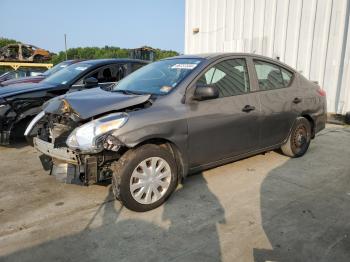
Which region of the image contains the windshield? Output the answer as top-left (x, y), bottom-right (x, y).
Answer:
top-left (42, 61), bottom-right (73, 76)
top-left (43, 63), bottom-right (92, 85)
top-left (112, 58), bottom-right (203, 95)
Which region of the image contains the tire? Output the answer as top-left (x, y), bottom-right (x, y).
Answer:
top-left (345, 112), bottom-right (350, 125)
top-left (281, 117), bottom-right (312, 158)
top-left (33, 55), bottom-right (44, 63)
top-left (10, 117), bottom-right (33, 144)
top-left (111, 144), bottom-right (178, 212)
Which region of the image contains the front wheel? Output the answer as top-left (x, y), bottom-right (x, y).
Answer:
top-left (281, 117), bottom-right (311, 158)
top-left (111, 144), bottom-right (178, 212)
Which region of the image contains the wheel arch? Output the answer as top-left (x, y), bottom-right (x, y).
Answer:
top-left (8, 106), bottom-right (41, 140)
top-left (300, 114), bottom-right (315, 138)
top-left (132, 137), bottom-right (187, 181)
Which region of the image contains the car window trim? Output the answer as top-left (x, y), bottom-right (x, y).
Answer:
top-left (189, 56), bottom-right (252, 101)
top-left (251, 59), bottom-right (295, 92)
top-left (72, 63), bottom-right (126, 86)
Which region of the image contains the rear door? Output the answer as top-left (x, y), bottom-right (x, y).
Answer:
top-left (187, 57), bottom-right (261, 167)
top-left (252, 59), bottom-right (300, 148)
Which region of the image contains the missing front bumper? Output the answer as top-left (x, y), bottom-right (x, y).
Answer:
top-left (34, 137), bottom-right (99, 185)
top-left (33, 137), bottom-right (79, 164)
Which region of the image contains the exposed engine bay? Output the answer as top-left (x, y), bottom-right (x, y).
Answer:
top-left (29, 92), bottom-right (153, 185)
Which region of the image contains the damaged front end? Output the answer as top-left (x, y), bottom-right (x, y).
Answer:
top-left (29, 103), bottom-right (124, 185)
top-left (27, 89), bottom-right (151, 186)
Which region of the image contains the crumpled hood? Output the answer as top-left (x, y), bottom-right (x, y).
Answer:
top-left (43, 87), bottom-right (151, 120)
top-left (0, 82), bottom-right (56, 98)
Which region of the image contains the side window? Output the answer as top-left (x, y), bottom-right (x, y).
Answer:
top-left (76, 64), bottom-right (127, 85)
top-left (22, 46), bottom-right (33, 59)
top-left (254, 60), bottom-right (293, 90)
top-left (281, 68), bottom-right (293, 86)
top-left (197, 58), bottom-right (250, 98)
top-left (113, 64), bottom-right (127, 82)
top-left (97, 64), bottom-right (124, 83)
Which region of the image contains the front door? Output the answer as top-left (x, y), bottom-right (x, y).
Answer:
top-left (187, 58), bottom-right (261, 168)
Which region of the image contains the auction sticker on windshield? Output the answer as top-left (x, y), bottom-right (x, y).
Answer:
top-left (75, 66), bottom-right (88, 71)
top-left (160, 86), bottom-right (173, 93)
top-left (171, 64), bottom-right (198, 70)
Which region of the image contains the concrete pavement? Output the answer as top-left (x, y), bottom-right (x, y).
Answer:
top-left (0, 125), bottom-right (349, 262)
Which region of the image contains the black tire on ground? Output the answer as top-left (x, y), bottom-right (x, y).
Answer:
top-left (281, 117), bottom-right (312, 158)
top-left (10, 117), bottom-right (33, 144)
top-left (345, 112), bottom-right (350, 125)
top-left (111, 144), bottom-right (178, 212)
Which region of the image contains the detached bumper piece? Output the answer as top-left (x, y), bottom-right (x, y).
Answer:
top-left (50, 158), bottom-right (98, 186)
top-left (34, 137), bottom-right (99, 186)
top-left (51, 162), bottom-right (82, 185)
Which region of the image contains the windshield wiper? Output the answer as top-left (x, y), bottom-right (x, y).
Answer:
top-left (112, 89), bottom-right (145, 95)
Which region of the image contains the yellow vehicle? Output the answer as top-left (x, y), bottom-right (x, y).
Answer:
top-left (0, 43), bottom-right (52, 62)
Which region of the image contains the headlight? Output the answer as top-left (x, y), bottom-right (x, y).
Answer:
top-left (66, 113), bottom-right (128, 152)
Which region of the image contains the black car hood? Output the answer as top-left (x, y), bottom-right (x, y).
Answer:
top-left (43, 87), bottom-right (151, 120)
top-left (0, 82), bottom-right (57, 98)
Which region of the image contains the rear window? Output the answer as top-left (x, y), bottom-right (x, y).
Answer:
top-left (281, 68), bottom-right (293, 86)
top-left (254, 60), bottom-right (294, 90)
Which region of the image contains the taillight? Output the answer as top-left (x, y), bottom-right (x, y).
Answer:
top-left (317, 87), bottom-right (326, 97)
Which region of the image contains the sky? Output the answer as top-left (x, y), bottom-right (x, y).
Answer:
top-left (0, 0), bottom-right (185, 53)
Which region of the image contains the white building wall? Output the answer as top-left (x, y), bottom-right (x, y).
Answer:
top-left (185, 0), bottom-right (350, 114)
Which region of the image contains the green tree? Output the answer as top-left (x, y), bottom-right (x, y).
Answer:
top-left (0, 37), bottom-right (20, 48)
top-left (51, 46), bottom-right (179, 64)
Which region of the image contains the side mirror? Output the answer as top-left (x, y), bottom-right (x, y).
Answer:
top-left (84, 77), bottom-right (98, 88)
top-left (193, 85), bottom-right (219, 101)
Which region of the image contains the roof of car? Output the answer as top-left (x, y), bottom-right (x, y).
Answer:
top-left (169, 53), bottom-right (282, 60)
top-left (77, 58), bottom-right (149, 66)
top-left (166, 53), bottom-right (296, 72)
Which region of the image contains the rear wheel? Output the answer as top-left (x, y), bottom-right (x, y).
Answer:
top-left (281, 117), bottom-right (311, 158)
top-left (111, 144), bottom-right (178, 212)
top-left (33, 55), bottom-right (44, 63)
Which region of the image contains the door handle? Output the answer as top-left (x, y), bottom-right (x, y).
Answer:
top-left (293, 97), bottom-right (302, 104)
top-left (242, 105), bottom-right (256, 112)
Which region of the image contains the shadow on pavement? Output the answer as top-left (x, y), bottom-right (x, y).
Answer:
top-left (254, 128), bottom-right (350, 262)
top-left (3, 139), bottom-right (28, 149)
top-left (1, 173), bottom-right (225, 262)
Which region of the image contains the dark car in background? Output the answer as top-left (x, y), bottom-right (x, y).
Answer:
top-left (25, 53), bottom-right (327, 212)
top-left (0, 58), bottom-right (148, 145)
top-left (0, 60), bottom-right (81, 87)
top-left (0, 69), bottom-right (45, 85)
